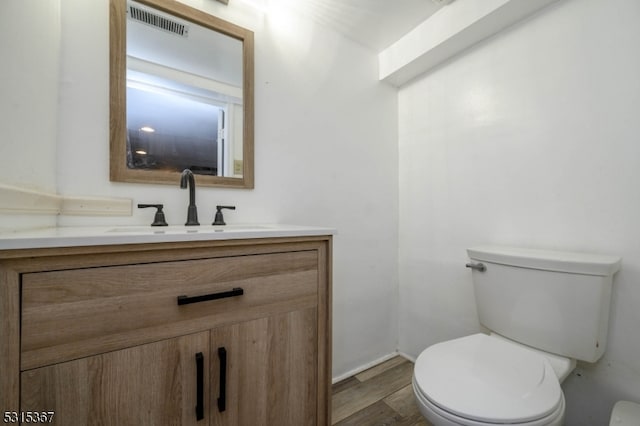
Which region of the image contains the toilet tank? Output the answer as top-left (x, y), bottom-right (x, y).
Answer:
top-left (467, 246), bottom-right (621, 363)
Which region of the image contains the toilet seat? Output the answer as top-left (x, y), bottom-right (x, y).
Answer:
top-left (413, 380), bottom-right (565, 426)
top-left (414, 334), bottom-right (564, 425)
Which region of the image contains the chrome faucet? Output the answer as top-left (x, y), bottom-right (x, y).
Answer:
top-left (180, 169), bottom-right (199, 226)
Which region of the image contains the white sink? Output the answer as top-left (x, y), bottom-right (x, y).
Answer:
top-left (107, 225), bottom-right (272, 234)
top-left (0, 224), bottom-right (335, 250)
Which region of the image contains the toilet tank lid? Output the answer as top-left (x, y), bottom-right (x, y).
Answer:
top-left (467, 246), bottom-right (621, 276)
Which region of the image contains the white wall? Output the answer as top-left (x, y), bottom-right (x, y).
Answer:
top-left (51, 0), bottom-right (398, 379)
top-left (0, 0), bottom-right (61, 230)
top-left (398, 0), bottom-right (640, 424)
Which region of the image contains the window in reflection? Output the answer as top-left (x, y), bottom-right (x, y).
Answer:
top-left (127, 64), bottom-right (242, 176)
top-left (125, 0), bottom-right (245, 178)
top-left (126, 78), bottom-right (225, 175)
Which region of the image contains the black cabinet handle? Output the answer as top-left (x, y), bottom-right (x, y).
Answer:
top-left (177, 287), bottom-right (244, 306)
top-left (195, 352), bottom-right (204, 421)
top-left (217, 347), bottom-right (227, 412)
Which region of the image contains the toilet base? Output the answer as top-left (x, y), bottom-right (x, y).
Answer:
top-left (413, 378), bottom-right (565, 426)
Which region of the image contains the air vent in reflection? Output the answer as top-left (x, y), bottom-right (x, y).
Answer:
top-left (128, 5), bottom-right (189, 37)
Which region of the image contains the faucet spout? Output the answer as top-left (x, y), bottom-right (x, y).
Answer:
top-left (180, 169), bottom-right (199, 226)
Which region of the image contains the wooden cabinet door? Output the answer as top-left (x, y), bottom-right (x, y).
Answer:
top-left (211, 308), bottom-right (318, 426)
top-left (21, 331), bottom-right (210, 426)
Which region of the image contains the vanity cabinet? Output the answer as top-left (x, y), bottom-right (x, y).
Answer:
top-left (0, 236), bottom-right (332, 425)
top-left (22, 331), bottom-right (210, 425)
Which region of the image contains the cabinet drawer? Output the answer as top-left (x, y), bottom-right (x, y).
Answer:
top-left (21, 250), bottom-right (318, 370)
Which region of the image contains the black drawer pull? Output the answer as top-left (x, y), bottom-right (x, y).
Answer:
top-left (218, 347), bottom-right (227, 412)
top-left (195, 352), bottom-right (204, 421)
top-left (177, 287), bottom-right (244, 306)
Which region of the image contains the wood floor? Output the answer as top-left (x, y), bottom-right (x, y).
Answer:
top-left (331, 356), bottom-right (434, 426)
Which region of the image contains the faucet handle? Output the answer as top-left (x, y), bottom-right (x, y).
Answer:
top-left (138, 204), bottom-right (169, 226)
top-left (213, 205), bottom-right (236, 226)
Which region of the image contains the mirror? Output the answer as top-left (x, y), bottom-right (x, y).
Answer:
top-left (110, 0), bottom-right (254, 188)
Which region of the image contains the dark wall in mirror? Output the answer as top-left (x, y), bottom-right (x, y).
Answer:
top-left (110, 0), bottom-right (254, 188)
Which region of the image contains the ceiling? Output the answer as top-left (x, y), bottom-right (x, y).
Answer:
top-left (271, 0), bottom-right (445, 52)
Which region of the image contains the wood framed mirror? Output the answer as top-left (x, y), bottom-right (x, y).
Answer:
top-left (110, 0), bottom-right (254, 188)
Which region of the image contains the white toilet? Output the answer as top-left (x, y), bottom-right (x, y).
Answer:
top-left (413, 246), bottom-right (621, 426)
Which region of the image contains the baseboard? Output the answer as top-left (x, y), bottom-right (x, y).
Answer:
top-left (397, 350), bottom-right (417, 363)
top-left (333, 351), bottom-right (405, 384)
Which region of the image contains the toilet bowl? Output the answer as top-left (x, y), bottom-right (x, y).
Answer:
top-left (413, 333), bottom-right (567, 426)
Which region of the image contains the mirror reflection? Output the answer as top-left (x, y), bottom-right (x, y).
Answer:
top-left (127, 1), bottom-right (242, 177)
top-left (110, 0), bottom-right (254, 188)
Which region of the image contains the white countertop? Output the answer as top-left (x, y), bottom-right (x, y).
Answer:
top-left (0, 224), bottom-right (336, 251)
